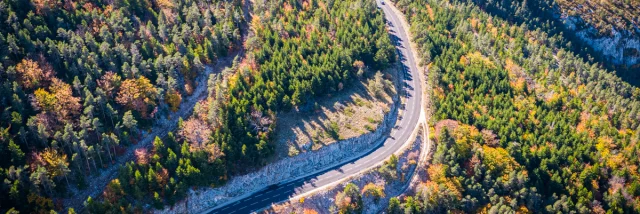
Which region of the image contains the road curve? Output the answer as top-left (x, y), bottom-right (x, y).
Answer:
top-left (208, 1), bottom-right (422, 213)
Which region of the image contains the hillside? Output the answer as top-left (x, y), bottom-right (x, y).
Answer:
top-left (448, 0), bottom-right (640, 85)
top-left (386, 0), bottom-right (640, 213)
top-left (2, 0), bottom-right (640, 213)
top-left (556, 0), bottom-right (640, 69)
top-left (83, 0), bottom-right (397, 212)
top-left (556, 0), bottom-right (639, 35)
top-left (0, 0), bottom-right (243, 212)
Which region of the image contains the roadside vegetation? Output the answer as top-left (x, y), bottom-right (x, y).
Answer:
top-left (0, 0), bottom-right (396, 211)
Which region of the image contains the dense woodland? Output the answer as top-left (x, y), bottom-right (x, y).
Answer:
top-left (210, 0), bottom-right (395, 169)
top-left (84, 0), bottom-right (395, 212)
top-left (0, 0), bottom-right (244, 212)
top-left (386, 0), bottom-right (640, 213)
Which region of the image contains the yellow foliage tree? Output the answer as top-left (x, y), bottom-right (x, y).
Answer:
top-left (33, 88), bottom-right (57, 112)
top-left (165, 89), bottom-right (182, 112)
top-left (427, 164), bottom-right (447, 183)
top-left (482, 145), bottom-right (520, 176)
top-left (40, 148), bottom-right (69, 178)
top-left (453, 124), bottom-right (480, 158)
top-left (38, 148), bottom-right (71, 187)
top-left (361, 183), bottom-right (385, 200)
top-left (32, 78), bottom-right (81, 121)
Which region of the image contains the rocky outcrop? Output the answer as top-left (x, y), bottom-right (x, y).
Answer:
top-left (563, 16), bottom-right (640, 66)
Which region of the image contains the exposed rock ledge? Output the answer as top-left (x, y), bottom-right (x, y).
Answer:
top-left (562, 16), bottom-right (640, 66)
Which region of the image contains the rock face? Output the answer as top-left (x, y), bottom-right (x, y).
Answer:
top-left (563, 16), bottom-right (640, 66)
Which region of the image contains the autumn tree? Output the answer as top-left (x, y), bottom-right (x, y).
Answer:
top-left (0, 0), bottom-right (245, 212)
top-left (353, 60), bottom-right (366, 78)
top-left (15, 59), bottom-right (53, 89)
top-left (178, 118), bottom-right (211, 150)
top-left (31, 78), bottom-right (81, 122)
top-left (116, 76), bottom-right (158, 117)
top-left (38, 148), bottom-right (71, 186)
top-left (335, 183), bottom-right (363, 214)
top-left (361, 183), bottom-right (385, 202)
top-left (165, 89), bottom-right (182, 112)
top-left (103, 179), bottom-right (125, 204)
top-left (97, 71), bottom-right (121, 99)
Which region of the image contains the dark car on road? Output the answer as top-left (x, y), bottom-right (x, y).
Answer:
top-left (267, 184), bottom-right (279, 190)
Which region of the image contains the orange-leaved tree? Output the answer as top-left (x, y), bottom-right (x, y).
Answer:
top-left (32, 78), bottom-right (81, 122)
top-left (15, 59), bottom-right (54, 89)
top-left (116, 76), bottom-right (158, 117)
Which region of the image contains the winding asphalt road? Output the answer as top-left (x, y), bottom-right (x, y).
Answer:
top-left (208, 1), bottom-right (422, 213)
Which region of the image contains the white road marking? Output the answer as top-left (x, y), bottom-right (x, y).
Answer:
top-left (372, 152), bottom-right (383, 160)
top-left (271, 191), bottom-right (285, 199)
top-left (323, 174), bottom-right (336, 180)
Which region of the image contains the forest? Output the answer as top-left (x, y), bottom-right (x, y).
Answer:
top-left (208, 0), bottom-right (395, 170)
top-left (85, 0), bottom-right (395, 212)
top-left (0, 0), bottom-right (243, 212)
top-left (385, 0), bottom-right (640, 213)
top-left (0, 0), bottom-right (395, 212)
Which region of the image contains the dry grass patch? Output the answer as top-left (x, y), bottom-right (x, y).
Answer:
top-left (274, 69), bottom-right (398, 158)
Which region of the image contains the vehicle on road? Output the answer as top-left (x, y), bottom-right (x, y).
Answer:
top-left (267, 184), bottom-right (279, 190)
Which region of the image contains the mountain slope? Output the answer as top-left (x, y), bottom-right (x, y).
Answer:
top-left (387, 0), bottom-right (640, 213)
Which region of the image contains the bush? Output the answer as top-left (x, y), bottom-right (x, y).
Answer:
top-left (378, 154), bottom-right (398, 182)
top-left (361, 183), bottom-right (385, 202)
top-left (327, 121), bottom-right (341, 140)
